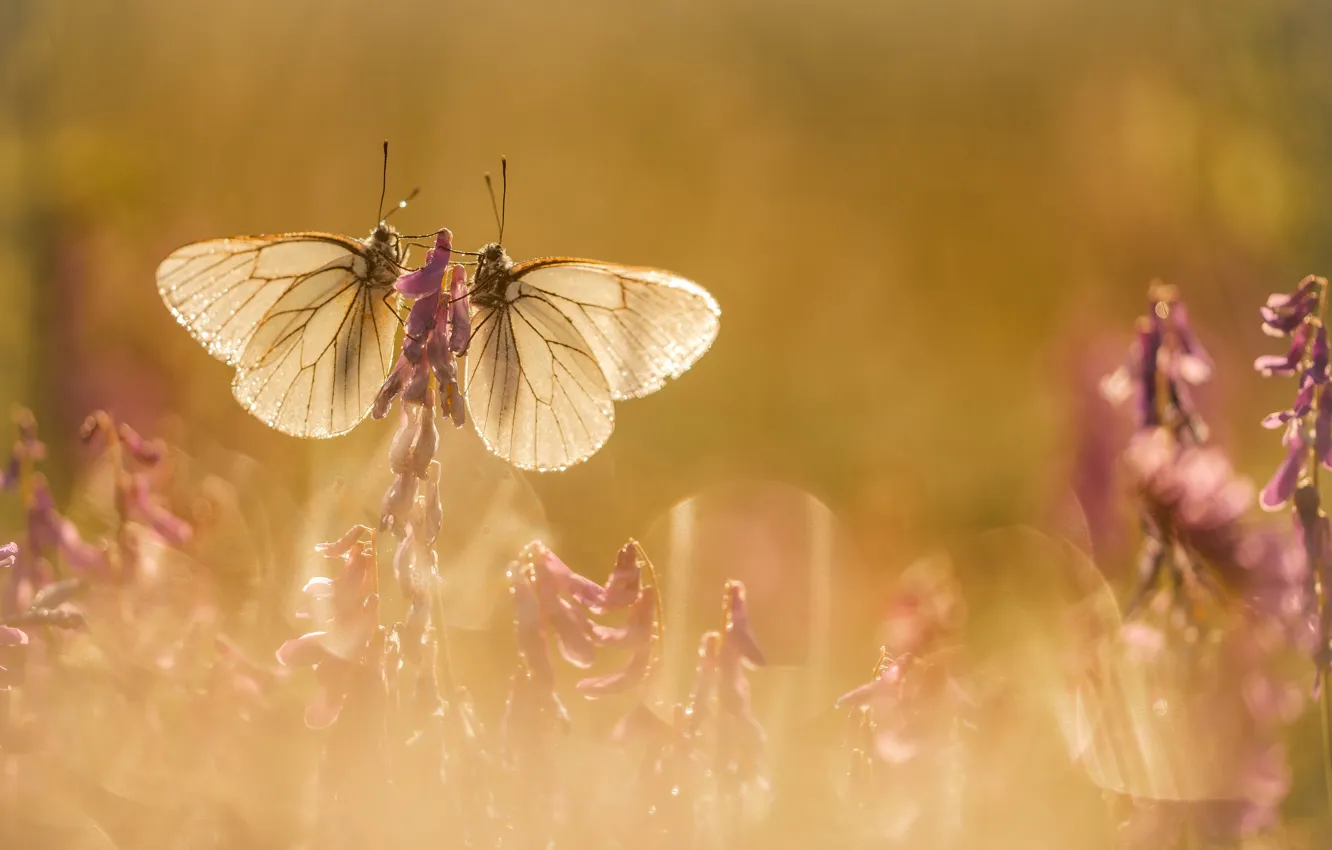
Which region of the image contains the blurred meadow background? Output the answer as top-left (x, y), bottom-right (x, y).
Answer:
top-left (3, 0), bottom-right (1332, 847)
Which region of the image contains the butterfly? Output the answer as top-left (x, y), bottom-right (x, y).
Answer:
top-left (156, 223), bottom-right (407, 439)
top-left (458, 160), bottom-right (720, 471)
top-left (155, 152), bottom-right (720, 470)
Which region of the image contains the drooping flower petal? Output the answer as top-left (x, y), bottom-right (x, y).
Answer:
top-left (402, 291), bottom-right (441, 363)
top-left (1319, 391), bottom-right (1332, 471)
top-left (127, 476), bottom-right (192, 545)
top-left (409, 386), bottom-right (439, 478)
top-left (1310, 327), bottom-right (1330, 384)
top-left (305, 658), bottom-right (354, 729)
top-left (1260, 276), bottom-right (1321, 337)
top-left (687, 631), bottom-right (722, 730)
top-left (117, 423), bottom-right (164, 466)
top-left (575, 645), bottom-right (651, 697)
top-left (1260, 433), bottom-right (1306, 512)
top-left (1134, 317), bottom-right (1162, 428)
top-left (1165, 300), bottom-right (1212, 384)
top-left (372, 356), bottom-right (411, 419)
top-left (314, 525), bottom-right (372, 557)
top-left (594, 540), bottom-right (642, 614)
top-left (388, 404), bottom-right (416, 475)
top-left (509, 563), bottom-right (555, 688)
top-left (524, 541), bottom-right (606, 611)
top-left (276, 630), bottom-right (337, 667)
top-left (1254, 323), bottom-right (1310, 378)
top-left (422, 461), bottom-right (442, 545)
top-left (723, 580), bottom-right (766, 668)
top-left (449, 264), bottom-right (471, 354)
top-left (393, 229), bottom-right (452, 298)
top-left (591, 585), bottom-right (656, 647)
top-left (381, 472), bottom-right (418, 534)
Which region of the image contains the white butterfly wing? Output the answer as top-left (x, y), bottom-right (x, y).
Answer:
top-left (512, 260), bottom-right (721, 400)
top-left (156, 235), bottom-right (361, 365)
top-left (465, 286), bottom-right (614, 471)
top-left (157, 234), bottom-right (398, 439)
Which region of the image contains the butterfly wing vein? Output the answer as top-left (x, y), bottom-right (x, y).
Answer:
top-left (155, 234), bottom-right (397, 439)
top-left (463, 261), bottom-right (719, 469)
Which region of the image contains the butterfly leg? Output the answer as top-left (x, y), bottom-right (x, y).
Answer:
top-left (382, 291), bottom-right (407, 331)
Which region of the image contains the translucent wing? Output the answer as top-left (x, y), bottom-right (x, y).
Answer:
top-left (156, 234), bottom-right (397, 439)
top-left (465, 288), bottom-right (614, 471)
top-left (156, 235), bottom-right (362, 365)
top-left (512, 260), bottom-right (721, 400)
top-left (231, 252), bottom-right (398, 438)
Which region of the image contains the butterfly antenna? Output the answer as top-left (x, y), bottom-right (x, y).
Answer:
top-left (484, 168), bottom-right (502, 241)
top-left (383, 188), bottom-right (419, 223)
top-left (377, 140), bottom-right (390, 223)
top-left (499, 155), bottom-right (507, 242)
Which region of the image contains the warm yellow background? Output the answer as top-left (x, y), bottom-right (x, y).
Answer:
top-left (1, 0), bottom-right (1328, 845)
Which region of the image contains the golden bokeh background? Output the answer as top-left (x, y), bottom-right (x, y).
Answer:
top-left (3, 0), bottom-right (1332, 846)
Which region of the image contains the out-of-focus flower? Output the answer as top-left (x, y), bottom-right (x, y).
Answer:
top-left (525, 545), bottom-right (598, 669)
top-left (686, 630), bottom-right (721, 733)
top-left (1124, 429), bottom-right (1304, 620)
top-left (28, 474), bottom-right (109, 575)
top-left (578, 585), bottom-right (657, 697)
top-left (506, 562), bottom-right (570, 730)
top-left (0, 624), bottom-right (29, 690)
top-left (523, 540), bottom-right (607, 613)
top-left (1254, 278), bottom-right (1332, 514)
top-left (0, 541), bottom-right (17, 571)
top-left (1094, 614), bottom-right (1300, 846)
top-left (878, 555), bottom-right (967, 656)
top-left (1101, 284), bottom-right (1211, 440)
top-left (591, 540), bottom-right (641, 614)
top-left (0, 407), bottom-right (44, 492)
top-left (717, 580), bottom-right (766, 780)
top-left (80, 411), bottom-right (194, 560)
top-left (277, 528), bottom-right (381, 728)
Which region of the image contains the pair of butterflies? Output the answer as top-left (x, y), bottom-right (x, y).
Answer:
top-left (155, 168), bottom-right (720, 472)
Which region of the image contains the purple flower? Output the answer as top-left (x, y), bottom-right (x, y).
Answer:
top-left (124, 474), bottom-right (192, 546)
top-left (1254, 322), bottom-right (1311, 378)
top-left (578, 586), bottom-right (657, 697)
top-left (277, 529), bottom-right (381, 729)
top-left (0, 408), bottom-right (44, 492)
top-left (449, 265), bottom-right (471, 355)
top-left (594, 540), bottom-right (642, 614)
top-left (0, 542), bottom-right (16, 571)
top-left (722, 579), bottom-right (766, 668)
top-left (429, 272), bottom-right (467, 426)
top-left (1261, 425), bottom-right (1308, 511)
top-left (1254, 277), bottom-right (1332, 510)
top-left (1102, 285), bottom-right (1210, 437)
top-left (1126, 430), bottom-right (1304, 617)
top-left (530, 553), bottom-right (597, 669)
top-left (1260, 275), bottom-right (1322, 337)
top-left (507, 562), bottom-right (570, 729)
top-left (522, 540), bottom-right (606, 611)
top-left (28, 474), bottom-right (109, 575)
top-left (717, 580), bottom-right (766, 775)
top-left (374, 232), bottom-right (470, 435)
top-left (393, 229), bottom-right (453, 298)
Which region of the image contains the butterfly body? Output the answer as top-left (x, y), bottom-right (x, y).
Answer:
top-left (469, 242), bottom-right (519, 309)
top-left (362, 223), bottom-right (408, 286)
